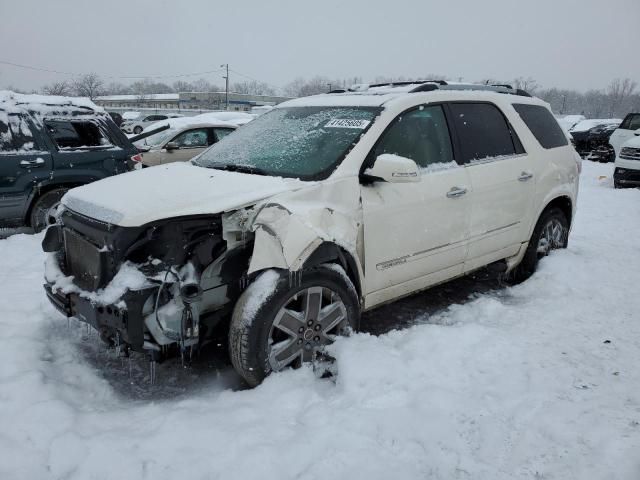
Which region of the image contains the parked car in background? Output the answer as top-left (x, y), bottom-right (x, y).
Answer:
top-left (614, 133), bottom-right (640, 188)
top-left (134, 119), bottom-right (236, 167)
top-left (609, 112), bottom-right (640, 157)
top-left (555, 114), bottom-right (585, 133)
top-left (568, 118), bottom-right (621, 162)
top-left (121, 113), bottom-right (184, 135)
top-left (43, 81), bottom-right (579, 386)
top-left (0, 91), bottom-right (139, 231)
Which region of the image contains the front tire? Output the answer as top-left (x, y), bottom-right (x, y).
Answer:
top-left (29, 188), bottom-right (67, 232)
top-left (229, 265), bottom-right (360, 387)
top-left (133, 126), bottom-right (143, 134)
top-left (509, 208), bottom-right (569, 283)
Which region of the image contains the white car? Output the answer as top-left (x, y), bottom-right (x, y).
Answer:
top-left (613, 133), bottom-right (640, 188)
top-left (120, 113), bottom-right (184, 134)
top-left (43, 81), bottom-right (580, 386)
top-left (134, 120), bottom-right (237, 167)
top-left (609, 112), bottom-right (640, 157)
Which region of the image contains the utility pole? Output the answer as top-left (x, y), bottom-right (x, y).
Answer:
top-left (220, 63), bottom-right (229, 110)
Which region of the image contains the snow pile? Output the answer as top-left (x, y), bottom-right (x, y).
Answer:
top-left (0, 161), bottom-right (639, 479)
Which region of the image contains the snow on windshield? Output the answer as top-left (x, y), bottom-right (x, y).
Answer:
top-left (194, 106), bottom-right (381, 179)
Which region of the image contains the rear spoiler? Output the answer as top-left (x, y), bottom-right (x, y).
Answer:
top-left (129, 124), bottom-right (170, 143)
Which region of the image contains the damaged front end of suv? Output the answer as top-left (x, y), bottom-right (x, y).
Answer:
top-left (43, 207), bottom-right (255, 361)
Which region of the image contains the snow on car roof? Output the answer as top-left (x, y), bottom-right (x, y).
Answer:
top-left (0, 90), bottom-right (102, 115)
top-left (279, 87), bottom-right (545, 109)
top-left (570, 118), bottom-right (621, 132)
top-left (141, 112), bottom-right (252, 135)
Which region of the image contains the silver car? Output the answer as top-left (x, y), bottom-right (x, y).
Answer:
top-left (134, 121), bottom-right (236, 167)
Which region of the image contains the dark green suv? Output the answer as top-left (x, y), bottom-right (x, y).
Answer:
top-left (0, 91), bottom-right (139, 231)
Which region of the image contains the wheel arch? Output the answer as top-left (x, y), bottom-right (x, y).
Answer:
top-left (541, 195), bottom-right (573, 229)
top-left (23, 180), bottom-right (87, 225)
top-left (302, 241), bottom-right (363, 298)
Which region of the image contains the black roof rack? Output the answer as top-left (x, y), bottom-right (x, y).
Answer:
top-left (369, 79), bottom-right (448, 88)
top-left (329, 80), bottom-right (532, 97)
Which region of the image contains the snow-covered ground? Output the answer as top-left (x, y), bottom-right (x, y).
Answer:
top-left (1, 161), bottom-right (639, 479)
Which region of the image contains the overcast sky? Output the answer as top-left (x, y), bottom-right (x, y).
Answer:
top-left (1, 0), bottom-right (639, 93)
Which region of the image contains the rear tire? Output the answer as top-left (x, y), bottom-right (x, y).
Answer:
top-left (229, 265), bottom-right (360, 387)
top-left (508, 208), bottom-right (569, 283)
top-left (29, 188), bottom-right (67, 232)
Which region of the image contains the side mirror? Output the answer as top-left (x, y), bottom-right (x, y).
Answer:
top-left (165, 142), bottom-right (179, 151)
top-left (362, 154), bottom-right (421, 183)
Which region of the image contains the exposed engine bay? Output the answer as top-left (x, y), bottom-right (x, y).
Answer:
top-left (43, 207), bottom-right (255, 363)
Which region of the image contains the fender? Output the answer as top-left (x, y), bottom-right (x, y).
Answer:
top-left (235, 177), bottom-right (366, 296)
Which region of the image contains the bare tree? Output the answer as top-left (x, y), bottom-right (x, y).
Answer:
top-left (72, 73), bottom-right (104, 99)
top-left (231, 80), bottom-right (276, 96)
top-left (42, 81), bottom-right (71, 96)
top-left (606, 78), bottom-right (637, 117)
top-left (512, 76), bottom-right (538, 93)
top-left (172, 80), bottom-right (192, 92)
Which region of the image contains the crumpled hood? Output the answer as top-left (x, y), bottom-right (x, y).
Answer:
top-left (62, 163), bottom-right (305, 227)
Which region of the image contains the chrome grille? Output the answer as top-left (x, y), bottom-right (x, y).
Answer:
top-left (620, 147), bottom-right (640, 160)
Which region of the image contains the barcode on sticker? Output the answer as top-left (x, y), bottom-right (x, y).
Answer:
top-left (325, 119), bottom-right (370, 129)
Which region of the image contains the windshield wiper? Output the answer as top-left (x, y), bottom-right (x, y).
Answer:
top-left (211, 164), bottom-right (269, 176)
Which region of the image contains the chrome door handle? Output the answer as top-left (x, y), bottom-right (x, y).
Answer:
top-left (518, 171), bottom-right (533, 182)
top-left (446, 186), bottom-right (467, 198)
top-left (19, 158), bottom-right (45, 168)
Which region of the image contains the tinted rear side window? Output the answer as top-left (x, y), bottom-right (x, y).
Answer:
top-left (512, 104), bottom-right (568, 149)
top-left (449, 103), bottom-right (521, 162)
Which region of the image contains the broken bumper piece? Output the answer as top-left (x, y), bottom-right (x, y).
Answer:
top-left (44, 282), bottom-right (155, 352)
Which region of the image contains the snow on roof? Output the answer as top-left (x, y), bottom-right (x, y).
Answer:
top-left (569, 118), bottom-right (621, 132)
top-left (0, 90), bottom-right (101, 114)
top-left (95, 93), bottom-right (179, 101)
top-left (139, 111), bottom-right (254, 139)
top-left (279, 87), bottom-right (544, 109)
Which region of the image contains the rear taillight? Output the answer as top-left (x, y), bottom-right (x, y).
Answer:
top-left (130, 153), bottom-right (143, 163)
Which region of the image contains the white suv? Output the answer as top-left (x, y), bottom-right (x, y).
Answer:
top-left (43, 81), bottom-right (580, 386)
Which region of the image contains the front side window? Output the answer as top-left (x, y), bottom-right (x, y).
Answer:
top-left (194, 106), bottom-right (381, 179)
top-left (373, 105), bottom-right (454, 168)
top-left (620, 113), bottom-right (640, 131)
top-left (172, 128), bottom-right (208, 148)
top-left (0, 113), bottom-right (37, 152)
top-left (44, 119), bottom-right (112, 150)
top-left (449, 103), bottom-right (522, 162)
top-left (513, 103), bottom-right (568, 149)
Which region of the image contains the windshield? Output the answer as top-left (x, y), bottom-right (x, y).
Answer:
top-left (193, 106), bottom-right (380, 179)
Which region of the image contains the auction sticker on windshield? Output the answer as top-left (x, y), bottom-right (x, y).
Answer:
top-left (324, 119), bottom-right (370, 129)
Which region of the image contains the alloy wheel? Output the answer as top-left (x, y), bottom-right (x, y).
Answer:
top-left (268, 286), bottom-right (348, 371)
top-left (536, 218), bottom-right (566, 256)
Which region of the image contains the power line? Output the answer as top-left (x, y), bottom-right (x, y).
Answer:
top-left (0, 59), bottom-right (226, 80)
top-left (229, 68), bottom-right (282, 92)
